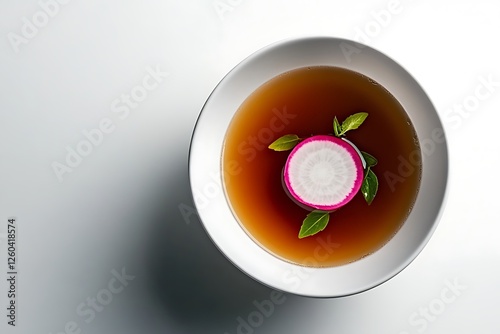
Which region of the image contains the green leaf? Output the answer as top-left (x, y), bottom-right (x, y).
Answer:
top-left (340, 112), bottom-right (368, 135)
top-left (298, 210), bottom-right (330, 239)
top-left (361, 168), bottom-right (378, 205)
top-left (361, 151), bottom-right (378, 167)
top-left (333, 117), bottom-right (342, 137)
top-left (268, 134), bottom-right (300, 151)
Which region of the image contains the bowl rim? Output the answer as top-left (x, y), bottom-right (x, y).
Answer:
top-left (189, 36), bottom-right (449, 297)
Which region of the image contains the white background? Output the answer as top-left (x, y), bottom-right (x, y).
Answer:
top-left (1, 1), bottom-right (499, 333)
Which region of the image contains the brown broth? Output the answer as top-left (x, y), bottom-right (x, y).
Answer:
top-left (222, 66), bottom-right (421, 267)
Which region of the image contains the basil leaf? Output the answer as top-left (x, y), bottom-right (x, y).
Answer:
top-left (340, 112), bottom-right (368, 135)
top-left (333, 116), bottom-right (342, 137)
top-left (361, 168), bottom-right (378, 205)
top-left (361, 151), bottom-right (378, 167)
top-left (268, 134), bottom-right (300, 151)
top-left (298, 210), bottom-right (330, 239)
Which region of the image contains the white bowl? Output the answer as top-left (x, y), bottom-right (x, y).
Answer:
top-left (189, 37), bottom-right (448, 297)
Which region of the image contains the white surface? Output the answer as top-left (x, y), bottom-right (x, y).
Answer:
top-left (0, 1), bottom-right (499, 333)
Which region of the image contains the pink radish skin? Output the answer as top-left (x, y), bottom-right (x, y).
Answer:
top-left (283, 135), bottom-right (364, 211)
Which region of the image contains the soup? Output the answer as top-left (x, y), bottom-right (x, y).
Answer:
top-left (222, 66), bottom-right (421, 267)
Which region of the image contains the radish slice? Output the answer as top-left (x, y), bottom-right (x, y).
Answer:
top-left (283, 135), bottom-right (364, 211)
